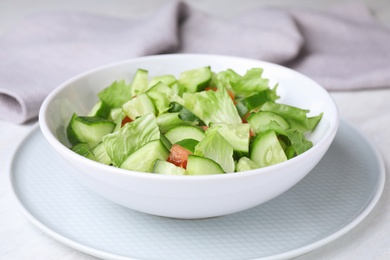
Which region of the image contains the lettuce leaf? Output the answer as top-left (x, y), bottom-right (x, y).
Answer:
top-left (194, 128), bottom-right (235, 173)
top-left (260, 101), bottom-right (323, 132)
top-left (284, 129), bottom-right (313, 155)
top-left (230, 68), bottom-right (270, 96)
top-left (98, 80), bottom-right (132, 108)
top-left (103, 113), bottom-right (160, 166)
top-left (146, 82), bottom-right (174, 115)
top-left (181, 87), bottom-right (241, 125)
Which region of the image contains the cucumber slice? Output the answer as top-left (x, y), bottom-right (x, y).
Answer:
top-left (122, 93), bottom-right (156, 120)
top-left (260, 101), bottom-right (319, 132)
top-left (250, 130), bottom-right (287, 167)
top-left (109, 108), bottom-right (123, 122)
top-left (235, 101), bottom-right (249, 118)
top-left (156, 112), bottom-right (197, 133)
top-left (153, 160), bottom-right (186, 175)
top-left (165, 125), bottom-right (205, 144)
top-left (72, 143), bottom-right (97, 160)
top-left (160, 132), bottom-right (172, 151)
top-left (186, 155), bottom-right (225, 175)
top-left (209, 122), bottom-right (250, 153)
top-left (247, 111), bottom-right (290, 134)
top-left (179, 66), bottom-right (212, 92)
top-left (168, 102), bottom-right (183, 113)
top-left (120, 140), bottom-right (169, 172)
top-left (170, 82), bottom-right (185, 96)
top-left (239, 91), bottom-right (273, 111)
top-left (67, 113), bottom-right (116, 147)
top-left (178, 106), bottom-right (204, 125)
top-left (236, 157), bottom-right (259, 172)
top-left (148, 74), bottom-right (177, 88)
top-left (88, 100), bottom-right (111, 119)
top-left (130, 68), bottom-right (149, 97)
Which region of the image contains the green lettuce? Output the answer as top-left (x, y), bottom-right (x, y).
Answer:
top-left (194, 128), bottom-right (235, 173)
top-left (98, 80), bottom-right (132, 108)
top-left (181, 87), bottom-right (241, 125)
top-left (103, 113), bottom-right (160, 166)
top-left (146, 82), bottom-right (174, 115)
top-left (230, 68), bottom-right (270, 96)
top-left (260, 101), bottom-right (323, 132)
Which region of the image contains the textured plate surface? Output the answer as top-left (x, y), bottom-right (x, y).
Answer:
top-left (9, 120), bottom-right (385, 260)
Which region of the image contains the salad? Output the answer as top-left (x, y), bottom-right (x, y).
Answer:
top-left (66, 66), bottom-right (323, 175)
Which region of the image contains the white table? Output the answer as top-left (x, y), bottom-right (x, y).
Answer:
top-left (1, 1), bottom-right (390, 259)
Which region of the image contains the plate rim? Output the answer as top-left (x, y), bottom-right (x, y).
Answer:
top-left (7, 119), bottom-right (386, 260)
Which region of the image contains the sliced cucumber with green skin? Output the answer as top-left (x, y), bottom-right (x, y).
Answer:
top-left (178, 106), bottom-right (204, 125)
top-left (109, 107), bottom-right (123, 122)
top-left (250, 130), bottom-right (287, 167)
top-left (156, 112), bottom-right (197, 133)
top-left (260, 101), bottom-right (321, 132)
top-left (88, 100), bottom-right (111, 119)
top-left (153, 160), bottom-right (186, 175)
top-left (236, 157), bottom-right (259, 172)
top-left (247, 111), bottom-right (290, 134)
top-left (160, 132), bottom-right (172, 151)
top-left (72, 143), bottom-right (97, 160)
top-left (238, 91), bottom-right (272, 112)
top-left (235, 101), bottom-right (249, 118)
top-left (235, 86), bottom-right (280, 117)
top-left (168, 102), bottom-right (183, 113)
top-left (122, 93), bottom-right (156, 120)
top-left (186, 155), bottom-right (225, 175)
top-left (67, 113), bottom-right (116, 147)
top-left (179, 66), bottom-right (212, 92)
top-left (130, 68), bottom-right (149, 97)
top-left (148, 74), bottom-right (177, 88)
top-left (209, 122), bottom-right (250, 153)
top-left (120, 140), bottom-right (169, 172)
top-left (170, 82), bottom-right (185, 96)
top-left (165, 125), bottom-right (205, 144)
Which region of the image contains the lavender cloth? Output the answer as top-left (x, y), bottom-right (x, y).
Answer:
top-left (1, 2), bottom-right (390, 124)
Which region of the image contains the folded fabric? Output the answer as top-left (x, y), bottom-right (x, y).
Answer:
top-left (1, 1), bottom-right (390, 124)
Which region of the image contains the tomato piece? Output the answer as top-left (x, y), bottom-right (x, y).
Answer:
top-left (205, 87), bottom-right (217, 91)
top-left (167, 144), bottom-right (192, 169)
top-left (200, 125), bottom-right (208, 131)
top-left (227, 90), bottom-right (236, 104)
top-left (121, 116), bottom-right (132, 127)
top-left (241, 112), bottom-right (251, 123)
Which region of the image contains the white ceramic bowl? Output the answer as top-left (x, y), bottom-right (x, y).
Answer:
top-left (39, 54), bottom-right (339, 219)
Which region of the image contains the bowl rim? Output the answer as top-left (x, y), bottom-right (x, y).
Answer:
top-left (39, 53), bottom-right (340, 182)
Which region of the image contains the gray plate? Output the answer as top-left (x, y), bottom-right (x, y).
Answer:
top-left (9, 120), bottom-right (385, 260)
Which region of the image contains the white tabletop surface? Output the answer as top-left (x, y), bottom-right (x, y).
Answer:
top-left (1, 0), bottom-right (390, 259)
